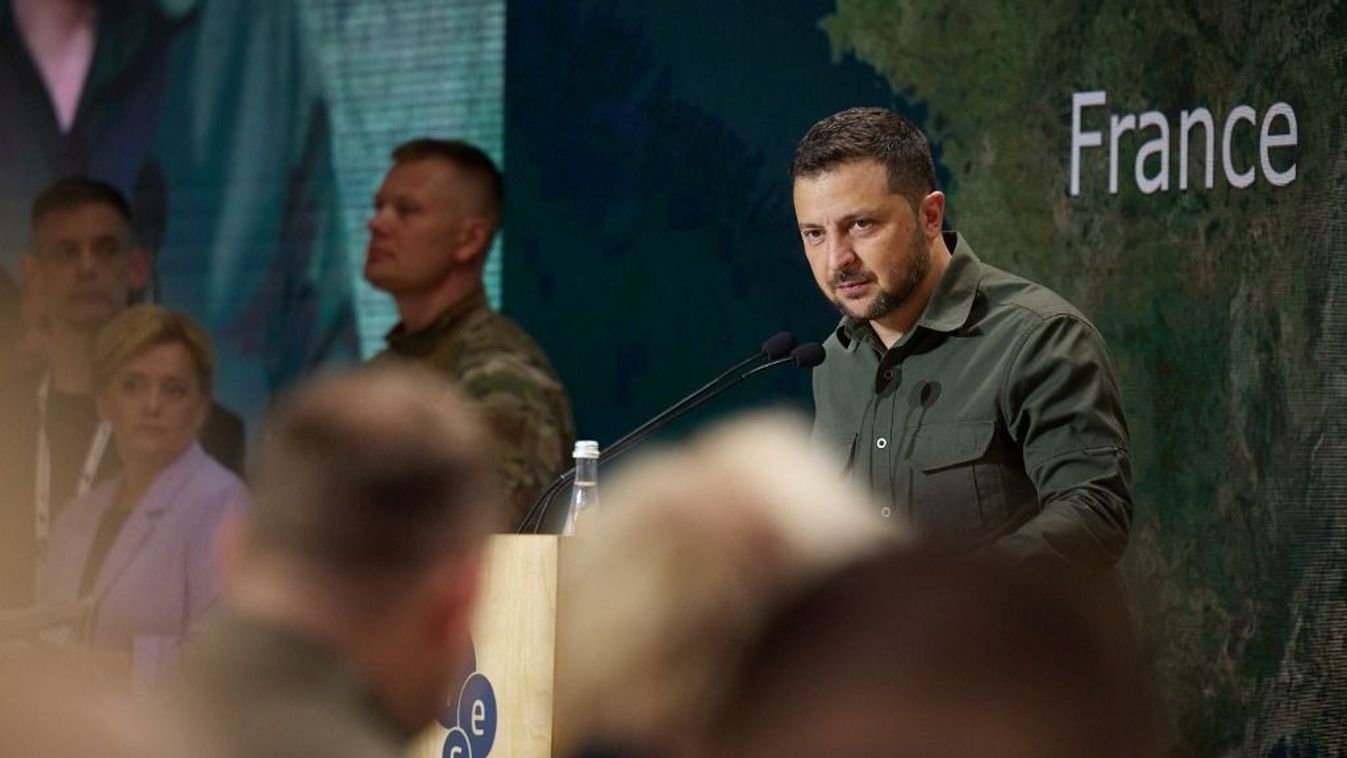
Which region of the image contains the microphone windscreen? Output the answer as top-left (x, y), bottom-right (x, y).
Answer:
top-left (791, 342), bottom-right (826, 368)
top-left (761, 331), bottom-right (796, 360)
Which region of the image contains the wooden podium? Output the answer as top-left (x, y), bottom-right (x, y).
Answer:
top-left (408, 535), bottom-right (572, 758)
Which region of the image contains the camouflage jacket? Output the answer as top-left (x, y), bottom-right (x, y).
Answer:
top-left (375, 287), bottom-right (575, 530)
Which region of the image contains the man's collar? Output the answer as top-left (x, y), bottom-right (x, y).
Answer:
top-left (833, 231), bottom-right (982, 350)
top-left (384, 287), bottom-right (489, 357)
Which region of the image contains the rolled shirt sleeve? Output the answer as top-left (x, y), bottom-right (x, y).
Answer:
top-left (988, 314), bottom-right (1133, 569)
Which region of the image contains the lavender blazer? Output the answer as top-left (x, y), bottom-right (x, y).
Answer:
top-left (41, 443), bottom-right (246, 652)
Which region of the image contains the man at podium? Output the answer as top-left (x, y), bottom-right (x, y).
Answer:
top-left (795, 107), bottom-right (1133, 573)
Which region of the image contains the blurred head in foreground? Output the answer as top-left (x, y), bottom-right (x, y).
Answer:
top-left (703, 548), bottom-right (1157, 758)
top-left (555, 412), bottom-right (901, 756)
top-left (177, 364), bottom-right (498, 755)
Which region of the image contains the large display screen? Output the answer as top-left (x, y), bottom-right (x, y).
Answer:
top-left (0, 0), bottom-right (505, 426)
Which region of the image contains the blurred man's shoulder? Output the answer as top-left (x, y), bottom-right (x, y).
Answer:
top-left (173, 611), bottom-right (406, 758)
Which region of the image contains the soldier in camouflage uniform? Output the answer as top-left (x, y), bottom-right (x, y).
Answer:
top-left (364, 139), bottom-right (574, 530)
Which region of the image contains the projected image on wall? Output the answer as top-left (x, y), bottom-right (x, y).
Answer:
top-left (0, 0), bottom-right (505, 429)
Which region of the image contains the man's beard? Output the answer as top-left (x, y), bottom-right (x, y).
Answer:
top-left (832, 228), bottom-right (931, 322)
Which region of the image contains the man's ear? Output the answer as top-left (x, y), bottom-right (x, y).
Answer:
top-left (129, 248), bottom-right (151, 291)
top-left (426, 548), bottom-right (485, 649)
top-left (452, 218), bottom-right (495, 266)
top-left (919, 191), bottom-right (946, 240)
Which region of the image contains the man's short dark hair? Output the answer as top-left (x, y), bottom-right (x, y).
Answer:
top-left (248, 365), bottom-right (496, 594)
top-left (791, 107), bottom-right (937, 207)
top-left (392, 138), bottom-right (504, 223)
top-left (710, 549), bottom-right (1153, 757)
top-left (30, 176), bottom-right (134, 231)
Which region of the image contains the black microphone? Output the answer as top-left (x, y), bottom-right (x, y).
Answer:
top-left (518, 332), bottom-right (795, 534)
top-left (520, 338), bottom-right (825, 534)
top-left (740, 342), bottom-right (826, 380)
top-left (760, 331), bottom-right (798, 360)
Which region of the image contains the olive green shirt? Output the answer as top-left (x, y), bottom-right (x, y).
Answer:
top-left (811, 232), bottom-right (1132, 570)
top-left (376, 287), bottom-right (575, 530)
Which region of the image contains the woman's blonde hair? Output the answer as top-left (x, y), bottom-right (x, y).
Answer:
top-left (92, 305), bottom-right (215, 397)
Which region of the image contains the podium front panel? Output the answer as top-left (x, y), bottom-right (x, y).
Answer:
top-left (408, 535), bottom-right (565, 758)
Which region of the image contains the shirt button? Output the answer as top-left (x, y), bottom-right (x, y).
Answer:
top-left (883, 369), bottom-right (894, 381)
top-left (881, 507), bottom-right (892, 518)
top-left (876, 437), bottom-right (888, 449)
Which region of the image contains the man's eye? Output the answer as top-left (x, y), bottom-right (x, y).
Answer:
top-left (852, 218), bottom-right (873, 230)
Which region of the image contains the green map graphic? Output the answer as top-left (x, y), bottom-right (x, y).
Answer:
top-left (820, 1), bottom-right (1347, 754)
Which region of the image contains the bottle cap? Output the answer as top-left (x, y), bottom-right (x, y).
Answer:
top-left (573, 440), bottom-right (600, 459)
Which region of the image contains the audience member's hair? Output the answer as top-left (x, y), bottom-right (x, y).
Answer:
top-left (392, 137), bottom-right (504, 223)
top-left (791, 106), bottom-right (937, 207)
top-left (554, 412), bottom-right (900, 755)
top-left (247, 365), bottom-right (495, 593)
top-left (30, 176), bottom-right (134, 232)
top-left (91, 305), bottom-right (215, 397)
top-left (706, 548), bottom-right (1157, 758)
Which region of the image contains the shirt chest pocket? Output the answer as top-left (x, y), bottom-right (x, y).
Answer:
top-left (906, 420), bottom-right (1008, 545)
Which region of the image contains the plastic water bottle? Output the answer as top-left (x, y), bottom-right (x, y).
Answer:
top-left (562, 441), bottom-right (600, 535)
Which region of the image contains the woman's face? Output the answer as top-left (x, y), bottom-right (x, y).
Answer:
top-left (99, 341), bottom-right (209, 472)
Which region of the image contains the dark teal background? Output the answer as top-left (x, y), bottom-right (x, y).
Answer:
top-left (503, 0), bottom-right (924, 443)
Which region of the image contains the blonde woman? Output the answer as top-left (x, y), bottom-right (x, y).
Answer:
top-left (40, 306), bottom-right (245, 665)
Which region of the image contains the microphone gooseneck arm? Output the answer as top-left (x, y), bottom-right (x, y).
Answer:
top-left (519, 336), bottom-right (821, 534)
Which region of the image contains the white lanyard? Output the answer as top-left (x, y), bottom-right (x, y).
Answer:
top-left (35, 372), bottom-right (112, 560)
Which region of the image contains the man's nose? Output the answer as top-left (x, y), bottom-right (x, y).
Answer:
top-left (74, 246), bottom-right (100, 275)
top-left (827, 234), bottom-right (858, 270)
top-left (367, 207), bottom-right (391, 236)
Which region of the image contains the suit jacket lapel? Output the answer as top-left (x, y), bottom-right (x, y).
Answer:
top-left (91, 445), bottom-right (205, 602)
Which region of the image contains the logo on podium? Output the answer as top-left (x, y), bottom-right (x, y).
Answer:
top-left (439, 638), bottom-right (498, 757)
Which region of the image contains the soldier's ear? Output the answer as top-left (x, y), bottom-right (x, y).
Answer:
top-left (452, 217), bottom-right (494, 266)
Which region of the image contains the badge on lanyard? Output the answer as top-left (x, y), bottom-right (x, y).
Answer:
top-left (35, 372), bottom-right (112, 563)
